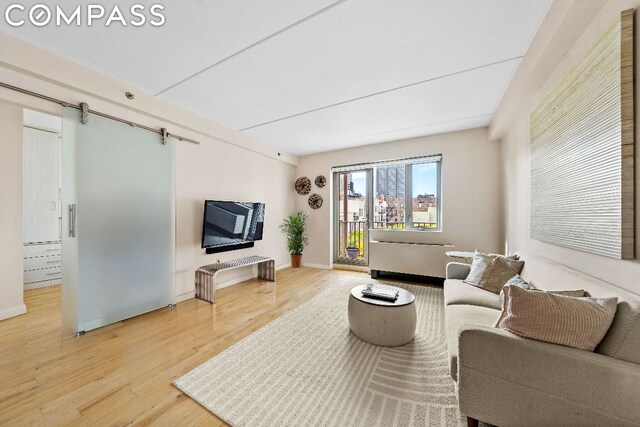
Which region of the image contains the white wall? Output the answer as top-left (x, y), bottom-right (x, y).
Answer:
top-left (23, 109), bottom-right (62, 133)
top-left (0, 35), bottom-right (297, 317)
top-left (491, 0), bottom-right (640, 294)
top-left (176, 138), bottom-right (294, 300)
top-left (295, 127), bottom-right (502, 266)
top-left (0, 102), bottom-right (26, 320)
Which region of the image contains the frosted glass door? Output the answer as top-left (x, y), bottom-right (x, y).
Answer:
top-left (61, 107), bottom-right (174, 336)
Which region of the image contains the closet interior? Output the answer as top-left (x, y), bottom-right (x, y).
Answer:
top-left (23, 109), bottom-right (62, 290)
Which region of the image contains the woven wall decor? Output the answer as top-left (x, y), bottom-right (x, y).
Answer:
top-left (530, 10), bottom-right (634, 259)
top-left (295, 177), bottom-right (311, 195)
top-left (314, 175), bottom-right (326, 188)
top-left (308, 194), bottom-right (323, 209)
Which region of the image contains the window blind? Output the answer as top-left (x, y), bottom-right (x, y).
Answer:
top-left (331, 154), bottom-right (442, 173)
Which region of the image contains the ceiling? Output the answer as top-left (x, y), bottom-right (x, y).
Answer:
top-left (1, 0), bottom-right (552, 156)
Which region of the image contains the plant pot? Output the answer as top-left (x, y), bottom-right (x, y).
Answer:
top-left (291, 254), bottom-right (303, 268)
top-left (346, 247), bottom-right (360, 260)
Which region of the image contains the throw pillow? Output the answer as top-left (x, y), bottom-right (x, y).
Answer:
top-left (498, 274), bottom-right (535, 305)
top-left (476, 256), bottom-right (525, 294)
top-left (547, 289), bottom-right (590, 297)
top-left (495, 285), bottom-right (618, 351)
top-left (496, 288), bottom-right (591, 323)
top-left (464, 250), bottom-right (519, 287)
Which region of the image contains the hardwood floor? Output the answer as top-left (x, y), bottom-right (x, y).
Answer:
top-left (0, 267), bottom-right (366, 426)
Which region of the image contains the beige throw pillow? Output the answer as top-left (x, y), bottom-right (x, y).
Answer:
top-left (497, 288), bottom-right (591, 320)
top-left (476, 257), bottom-right (525, 294)
top-left (547, 289), bottom-right (590, 298)
top-left (464, 250), bottom-right (519, 287)
top-left (495, 285), bottom-right (618, 351)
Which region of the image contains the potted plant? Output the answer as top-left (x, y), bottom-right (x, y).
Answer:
top-left (345, 231), bottom-right (360, 260)
top-left (280, 211), bottom-right (309, 268)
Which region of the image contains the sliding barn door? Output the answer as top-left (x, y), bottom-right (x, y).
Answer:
top-left (61, 107), bottom-right (174, 337)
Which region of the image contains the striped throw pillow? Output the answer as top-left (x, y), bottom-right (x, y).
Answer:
top-left (495, 285), bottom-right (618, 351)
top-left (464, 250), bottom-right (520, 287)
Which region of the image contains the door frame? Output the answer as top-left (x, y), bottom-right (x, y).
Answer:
top-left (332, 169), bottom-right (373, 266)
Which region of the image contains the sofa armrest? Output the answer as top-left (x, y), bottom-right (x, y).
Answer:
top-left (457, 325), bottom-right (640, 426)
top-left (446, 262), bottom-right (470, 280)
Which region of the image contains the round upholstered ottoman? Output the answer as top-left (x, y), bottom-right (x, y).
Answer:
top-left (348, 284), bottom-right (416, 347)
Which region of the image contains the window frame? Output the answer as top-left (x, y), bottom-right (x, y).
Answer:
top-left (403, 159), bottom-right (442, 231)
top-left (332, 154), bottom-right (442, 232)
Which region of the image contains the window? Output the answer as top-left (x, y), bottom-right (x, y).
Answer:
top-left (372, 156), bottom-right (440, 230)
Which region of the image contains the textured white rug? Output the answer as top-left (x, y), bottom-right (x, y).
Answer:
top-left (173, 275), bottom-right (465, 426)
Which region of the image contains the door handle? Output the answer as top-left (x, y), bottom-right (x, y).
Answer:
top-left (69, 204), bottom-right (76, 238)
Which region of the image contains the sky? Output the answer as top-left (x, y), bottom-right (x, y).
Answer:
top-left (412, 163), bottom-right (437, 196)
top-left (350, 163), bottom-right (437, 197)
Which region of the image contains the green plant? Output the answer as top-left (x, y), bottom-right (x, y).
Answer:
top-left (280, 211), bottom-right (309, 255)
top-left (346, 230), bottom-right (364, 253)
top-left (346, 230), bottom-right (359, 248)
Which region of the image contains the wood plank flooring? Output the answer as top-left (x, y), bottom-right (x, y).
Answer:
top-left (0, 267), bottom-right (366, 426)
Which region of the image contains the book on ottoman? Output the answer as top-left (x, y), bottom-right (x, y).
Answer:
top-left (361, 286), bottom-right (399, 302)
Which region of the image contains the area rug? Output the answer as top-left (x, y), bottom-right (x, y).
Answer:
top-left (173, 275), bottom-right (465, 426)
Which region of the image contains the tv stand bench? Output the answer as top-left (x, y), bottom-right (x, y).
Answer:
top-left (195, 255), bottom-right (275, 303)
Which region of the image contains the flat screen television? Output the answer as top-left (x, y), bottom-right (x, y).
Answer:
top-left (201, 200), bottom-right (265, 253)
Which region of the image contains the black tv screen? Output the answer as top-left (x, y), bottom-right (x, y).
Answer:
top-left (201, 200), bottom-right (265, 249)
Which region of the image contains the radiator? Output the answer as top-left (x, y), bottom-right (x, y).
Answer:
top-left (369, 240), bottom-right (453, 278)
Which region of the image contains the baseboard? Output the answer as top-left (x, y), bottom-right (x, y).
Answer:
top-left (303, 262), bottom-right (331, 270)
top-left (216, 271), bottom-right (259, 290)
top-left (176, 291), bottom-right (195, 303)
top-left (24, 280), bottom-right (60, 291)
top-left (371, 269), bottom-right (445, 285)
top-left (0, 303), bottom-right (27, 321)
top-left (333, 264), bottom-right (370, 273)
top-left (276, 263), bottom-right (291, 271)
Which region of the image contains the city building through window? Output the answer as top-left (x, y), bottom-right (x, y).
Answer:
top-left (373, 158), bottom-right (440, 230)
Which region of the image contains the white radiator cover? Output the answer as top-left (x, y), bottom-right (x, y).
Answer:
top-left (369, 240), bottom-right (453, 278)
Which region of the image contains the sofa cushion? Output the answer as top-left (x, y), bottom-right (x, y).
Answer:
top-left (464, 250), bottom-right (519, 286)
top-left (519, 253), bottom-right (640, 364)
top-left (499, 274), bottom-right (535, 305)
top-left (549, 289), bottom-right (590, 297)
top-left (444, 279), bottom-right (501, 310)
top-left (464, 251), bottom-right (494, 286)
top-left (477, 256), bottom-right (525, 293)
top-left (445, 304), bottom-right (500, 381)
top-left (496, 285), bottom-right (618, 351)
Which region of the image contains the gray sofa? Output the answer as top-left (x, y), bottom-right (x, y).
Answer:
top-left (444, 253), bottom-right (640, 426)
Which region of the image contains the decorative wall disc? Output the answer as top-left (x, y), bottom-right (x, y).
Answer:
top-left (308, 193), bottom-right (323, 209)
top-left (295, 177), bottom-right (311, 195)
top-left (314, 175), bottom-right (326, 188)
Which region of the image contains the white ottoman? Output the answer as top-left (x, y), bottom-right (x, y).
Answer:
top-left (348, 284), bottom-right (416, 347)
